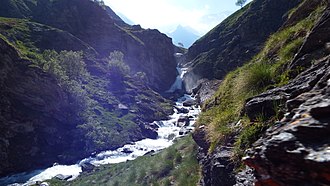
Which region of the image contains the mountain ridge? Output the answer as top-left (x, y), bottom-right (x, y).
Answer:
top-left (168, 25), bottom-right (200, 48)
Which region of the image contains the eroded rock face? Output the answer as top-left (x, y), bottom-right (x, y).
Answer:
top-left (193, 125), bottom-right (253, 186)
top-left (289, 2), bottom-right (330, 73)
top-left (192, 79), bottom-right (222, 105)
top-left (244, 57), bottom-right (330, 186)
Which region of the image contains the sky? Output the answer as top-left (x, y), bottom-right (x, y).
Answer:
top-left (104, 0), bottom-right (252, 35)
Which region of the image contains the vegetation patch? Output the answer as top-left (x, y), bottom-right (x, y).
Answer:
top-left (0, 17), bottom-right (42, 61)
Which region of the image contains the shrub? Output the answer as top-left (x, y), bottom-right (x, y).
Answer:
top-left (107, 51), bottom-right (130, 82)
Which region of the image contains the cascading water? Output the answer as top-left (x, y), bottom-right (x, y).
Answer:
top-left (166, 67), bottom-right (187, 93)
top-left (0, 55), bottom-right (200, 186)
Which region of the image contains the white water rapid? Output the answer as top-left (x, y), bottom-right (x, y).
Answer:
top-left (0, 63), bottom-right (200, 186)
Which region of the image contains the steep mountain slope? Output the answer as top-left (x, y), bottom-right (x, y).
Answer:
top-left (192, 0), bottom-right (329, 185)
top-left (0, 0), bottom-right (177, 92)
top-left (184, 0), bottom-right (302, 91)
top-left (0, 0), bottom-right (177, 177)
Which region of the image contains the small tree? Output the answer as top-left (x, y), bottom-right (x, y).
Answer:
top-left (106, 51), bottom-right (130, 84)
top-left (42, 50), bottom-right (90, 111)
top-left (58, 51), bottom-right (87, 81)
top-left (43, 50), bottom-right (88, 82)
top-left (236, 0), bottom-right (247, 8)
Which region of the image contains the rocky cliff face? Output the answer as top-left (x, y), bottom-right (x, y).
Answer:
top-left (184, 0), bottom-right (301, 91)
top-left (244, 5), bottom-right (330, 185)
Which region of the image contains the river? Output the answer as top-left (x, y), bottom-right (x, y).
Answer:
top-left (0, 59), bottom-right (200, 186)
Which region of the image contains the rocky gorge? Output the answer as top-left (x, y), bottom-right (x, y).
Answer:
top-left (0, 0), bottom-right (330, 185)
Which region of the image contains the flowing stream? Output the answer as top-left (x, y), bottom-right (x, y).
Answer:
top-left (0, 59), bottom-right (200, 186)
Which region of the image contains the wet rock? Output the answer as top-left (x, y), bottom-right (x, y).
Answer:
top-left (175, 106), bottom-right (189, 114)
top-left (144, 150), bottom-right (155, 156)
top-left (80, 162), bottom-right (95, 173)
top-left (55, 174), bottom-right (73, 180)
top-left (177, 116), bottom-right (190, 127)
top-left (179, 127), bottom-right (192, 135)
top-left (182, 99), bottom-right (196, 107)
top-left (138, 122), bottom-right (158, 139)
top-left (149, 122), bottom-right (160, 129)
top-left (121, 148), bottom-right (133, 154)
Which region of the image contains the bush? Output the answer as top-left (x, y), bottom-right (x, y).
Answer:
top-left (42, 50), bottom-right (88, 82)
top-left (42, 50), bottom-right (90, 113)
top-left (107, 51), bottom-right (130, 83)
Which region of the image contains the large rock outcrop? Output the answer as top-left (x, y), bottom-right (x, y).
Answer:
top-left (244, 5), bottom-right (330, 185)
top-left (184, 0), bottom-right (302, 91)
top-left (244, 56), bottom-right (330, 186)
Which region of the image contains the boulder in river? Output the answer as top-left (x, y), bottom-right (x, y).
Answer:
top-left (183, 99), bottom-right (196, 107)
top-left (177, 116), bottom-right (190, 127)
top-left (138, 122), bottom-right (158, 139)
top-left (179, 128), bottom-right (193, 135)
top-left (144, 150), bottom-right (155, 156)
top-left (175, 106), bottom-right (189, 114)
top-left (80, 162), bottom-right (95, 173)
top-left (121, 148), bottom-right (133, 154)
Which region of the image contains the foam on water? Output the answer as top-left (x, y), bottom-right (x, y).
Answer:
top-left (1, 94), bottom-right (200, 186)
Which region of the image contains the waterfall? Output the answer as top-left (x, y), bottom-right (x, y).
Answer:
top-left (166, 53), bottom-right (187, 93)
